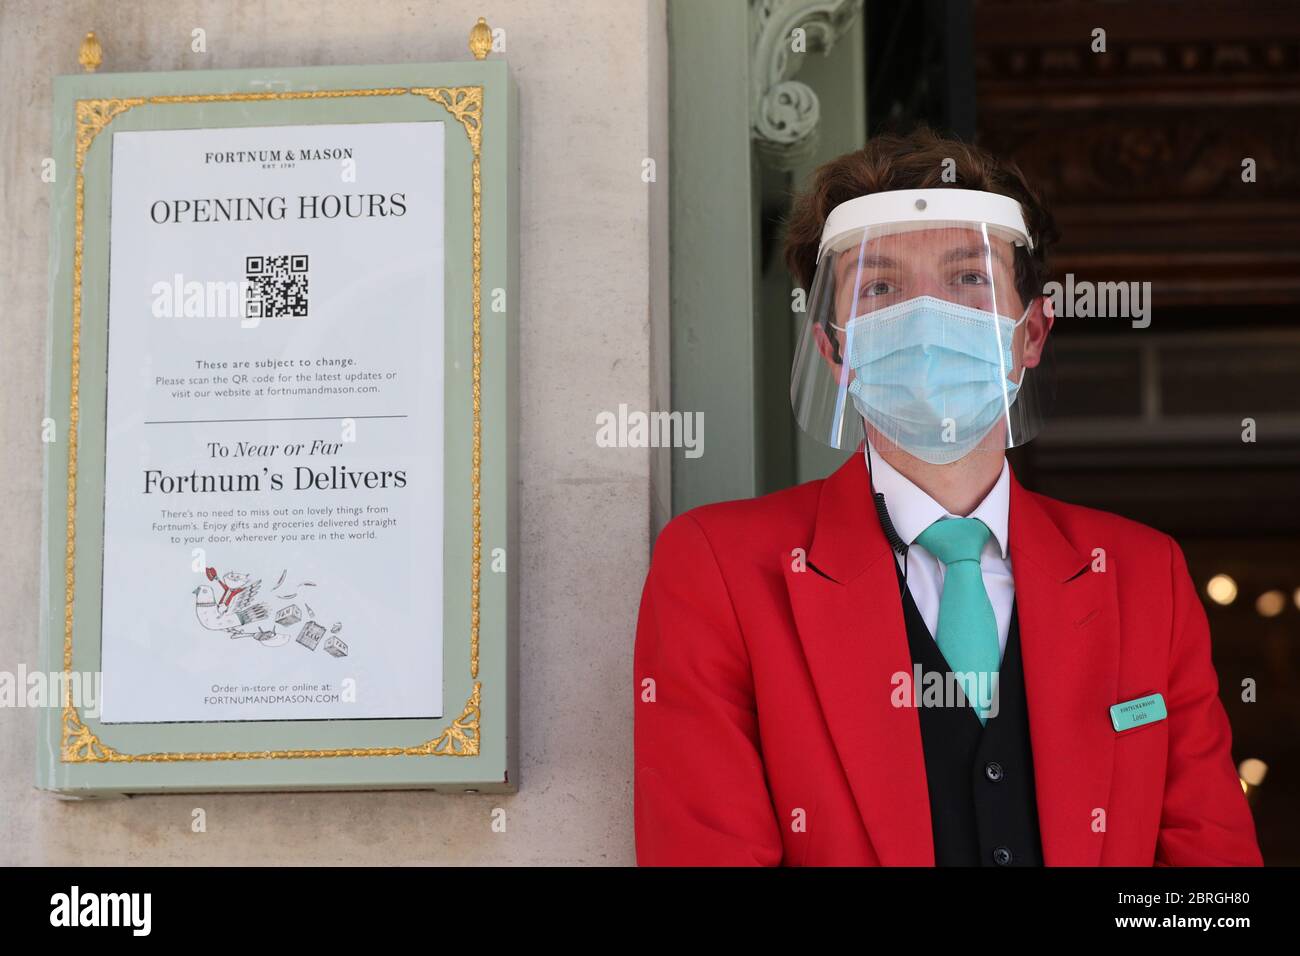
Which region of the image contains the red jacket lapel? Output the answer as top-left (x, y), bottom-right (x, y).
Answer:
top-left (784, 450), bottom-right (935, 865)
top-left (1008, 473), bottom-right (1121, 866)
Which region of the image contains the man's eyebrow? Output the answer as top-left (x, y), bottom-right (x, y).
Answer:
top-left (836, 253), bottom-right (900, 277)
top-left (941, 245), bottom-right (1010, 270)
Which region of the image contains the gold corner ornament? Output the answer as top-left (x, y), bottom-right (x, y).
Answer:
top-left (74, 98), bottom-right (144, 166)
top-left (469, 17), bottom-right (492, 60)
top-left (62, 85), bottom-right (486, 762)
top-left (78, 32), bottom-right (102, 73)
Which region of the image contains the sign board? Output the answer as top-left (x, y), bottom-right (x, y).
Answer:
top-left (36, 60), bottom-right (518, 795)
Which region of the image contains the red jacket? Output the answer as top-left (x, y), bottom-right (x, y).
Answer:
top-left (633, 451), bottom-right (1263, 866)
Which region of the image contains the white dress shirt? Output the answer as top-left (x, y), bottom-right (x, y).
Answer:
top-left (864, 441), bottom-right (1015, 662)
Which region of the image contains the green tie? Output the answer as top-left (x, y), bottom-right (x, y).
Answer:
top-left (914, 517), bottom-right (1000, 725)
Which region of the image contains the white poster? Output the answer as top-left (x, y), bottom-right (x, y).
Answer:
top-left (99, 121), bottom-right (445, 723)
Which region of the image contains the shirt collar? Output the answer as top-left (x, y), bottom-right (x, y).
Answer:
top-left (863, 440), bottom-right (1011, 559)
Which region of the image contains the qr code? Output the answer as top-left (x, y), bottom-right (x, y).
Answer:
top-left (245, 254), bottom-right (309, 318)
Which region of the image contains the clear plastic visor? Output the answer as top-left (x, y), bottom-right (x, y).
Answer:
top-left (791, 221), bottom-right (1053, 462)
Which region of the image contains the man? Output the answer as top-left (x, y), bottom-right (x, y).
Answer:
top-left (633, 128), bottom-right (1263, 866)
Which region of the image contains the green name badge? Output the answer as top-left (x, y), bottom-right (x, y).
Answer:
top-left (1110, 693), bottom-right (1167, 732)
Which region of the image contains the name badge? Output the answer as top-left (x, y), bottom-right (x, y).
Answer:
top-left (1110, 693), bottom-right (1167, 732)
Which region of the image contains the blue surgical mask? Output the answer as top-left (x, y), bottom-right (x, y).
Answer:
top-left (839, 295), bottom-right (1030, 464)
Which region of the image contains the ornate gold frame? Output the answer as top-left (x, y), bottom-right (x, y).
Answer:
top-left (62, 87), bottom-right (484, 762)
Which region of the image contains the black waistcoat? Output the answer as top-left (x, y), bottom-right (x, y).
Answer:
top-left (894, 557), bottom-right (1045, 866)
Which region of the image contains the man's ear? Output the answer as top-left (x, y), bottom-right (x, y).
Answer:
top-left (1022, 295), bottom-right (1053, 370)
top-left (813, 320), bottom-right (840, 370)
top-left (813, 321), bottom-right (832, 362)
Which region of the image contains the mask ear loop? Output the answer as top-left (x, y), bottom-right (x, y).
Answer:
top-left (1001, 299), bottom-right (1034, 390)
top-left (1012, 299), bottom-right (1032, 328)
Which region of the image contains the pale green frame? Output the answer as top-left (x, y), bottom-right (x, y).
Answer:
top-left (36, 60), bottom-right (518, 795)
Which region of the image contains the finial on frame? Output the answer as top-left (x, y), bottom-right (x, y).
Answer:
top-left (79, 31), bottom-right (103, 73)
top-left (469, 17), bottom-right (492, 60)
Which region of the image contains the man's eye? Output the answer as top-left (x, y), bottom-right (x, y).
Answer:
top-left (957, 271), bottom-right (989, 286)
top-left (861, 281), bottom-right (894, 296)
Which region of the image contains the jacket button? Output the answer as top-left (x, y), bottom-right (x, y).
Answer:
top-left (985, 761), bottom-right (1004, 782)
top-left (993, 846), bottom-right (1013, 866)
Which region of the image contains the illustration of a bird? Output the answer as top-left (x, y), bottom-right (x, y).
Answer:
top-left (192, 564), bottom-right (343, 655)
top-left (193, 582), bottom-right (269, 631)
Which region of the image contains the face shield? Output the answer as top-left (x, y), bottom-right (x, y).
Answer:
top-left (790, 188), bottom-right (1054, 464)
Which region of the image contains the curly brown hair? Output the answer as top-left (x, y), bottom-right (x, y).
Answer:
top-left (783, 127), bottom-right (1058, 308)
